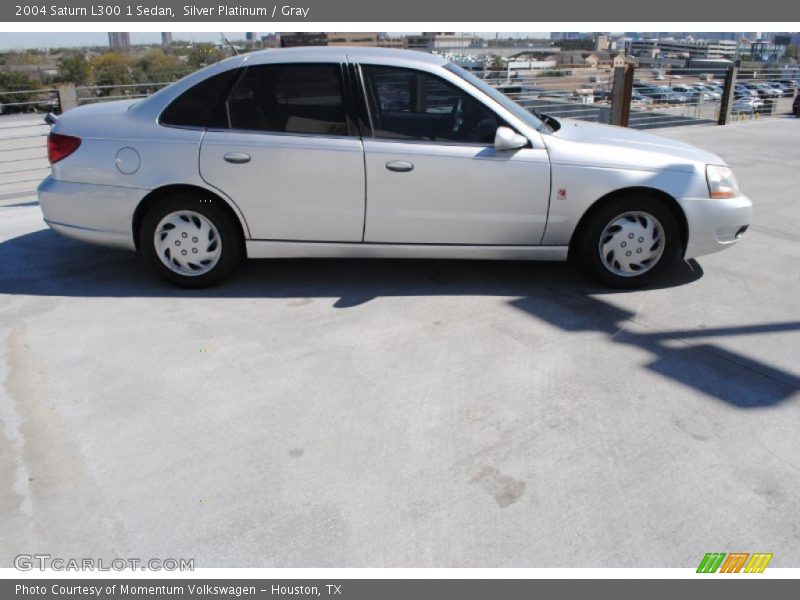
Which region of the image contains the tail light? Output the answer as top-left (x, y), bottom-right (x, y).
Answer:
top-left (47, 133), bottom-right (81, 164)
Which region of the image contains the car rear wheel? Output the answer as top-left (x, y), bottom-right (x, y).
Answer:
top-left (576, 193), bottom-right (681, 288)
top-left (140, 194), bottom-right (242, 288)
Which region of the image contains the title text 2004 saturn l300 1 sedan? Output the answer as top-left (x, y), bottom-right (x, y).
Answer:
top-left (38, 47), bottom-right (752, 288)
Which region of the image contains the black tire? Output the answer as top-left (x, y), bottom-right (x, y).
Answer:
top-left (139, 193), bottom-right (243, 288)
top-left (575, 193), bottom-right (681, 289)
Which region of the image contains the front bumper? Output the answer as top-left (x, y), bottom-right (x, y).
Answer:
top-left (677, 193), bottom-right (753, 260)
top-left (38, 177), bottom-right (146, 251)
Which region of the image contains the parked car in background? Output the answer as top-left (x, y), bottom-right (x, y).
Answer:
top-left (732, 96), bottom-right (765, 115)
top-left (592, 89), bottom-right (652, 105)
top-left (743, 82), bottom-right (782, 98)
top-left (690, 84), bottom-right (721, 100)
top-left (765, 81), bottom-right (795, 97)
top-left (633, 83), bottom-right (687, 104)
top-left (671, 84), bottom-right (702, 103)
top-left (38, 47), bottom-right (752, 289)
top-left (630, 89), bottom-right (654, 105)
top-left (592, 89), bottom-right (611, 102)
top-left (734, 84), bottom-right (759, 98)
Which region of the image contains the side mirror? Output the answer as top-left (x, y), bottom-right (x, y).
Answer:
top-left (494, 126), bottom-right (528, 151)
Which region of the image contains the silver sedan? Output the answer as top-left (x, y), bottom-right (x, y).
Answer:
top-left (38, 47), bottom-right (752, 288)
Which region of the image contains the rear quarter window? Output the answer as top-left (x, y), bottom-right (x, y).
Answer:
top-left (159, 70), bottom-right (237, 128)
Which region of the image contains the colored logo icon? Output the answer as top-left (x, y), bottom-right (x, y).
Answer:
top-left (697, 552), bottom-right (773, 573)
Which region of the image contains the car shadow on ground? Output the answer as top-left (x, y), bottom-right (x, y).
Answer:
top-left (1, 228), bottom-right (798, 408)
top-left (0, 228), bottom-right (704, 300)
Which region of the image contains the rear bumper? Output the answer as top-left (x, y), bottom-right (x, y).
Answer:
top-left (678, 193), bottom-right (753, 260)
top-left (38, 177), bottom-right (145, 250)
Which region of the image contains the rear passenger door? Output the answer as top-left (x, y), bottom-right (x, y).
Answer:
top-left (199, 62), bottom-right (366, 242)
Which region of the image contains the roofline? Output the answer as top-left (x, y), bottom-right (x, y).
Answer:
top-left (238, 46), bottom-right (448, 66)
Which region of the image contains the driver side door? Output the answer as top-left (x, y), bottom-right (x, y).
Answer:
top-left (359, 64), bottom-right (551, 246)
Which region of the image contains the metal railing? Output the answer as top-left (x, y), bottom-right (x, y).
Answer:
top-left (1, 59), bottom-right (797, 200)
top-left (478, 63), bottom-right (798, 128)
top-left (0, 87), bottom-right (59, 113)
top-left (75, 81), bottom-right (171, 105)
top-left (483, 68), bottom-right (613, 124)
top-left (0, 114), bottom-right (50, 200)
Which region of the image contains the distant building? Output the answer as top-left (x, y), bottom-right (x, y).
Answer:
top-left (279, 33), bottom-right (327, 47)
top-left (551, 32), bottom-right (592, 40)
top-left (261, 34), bottom-right (279, 48)
top-left (402, 32), bottom-right (482, 52)
top-left (108, 32), bottom-right (131, 50)
top-left (747, 41), bottom-right (787, 61)
top-left (5, 62), bottom-right (59, 83)
top-left (625, 32), bottom-right (755, 42)
top-left (431, 33), bottom-right (483, 49)
top-left (612, 53), bottom-right (636, 68)
top-left (326, 32), bottom-right (380, 46)
top-left (557, 39), bottom-right (594, 51)
top-left (630, 38), bottom-right (738, 59)
top-left (584, 54), bottom-right (600, 68)
top-left (245, 32), bottom-right (257, 46)
top-left (404, 34), bottom-right (434, 51)
top-left (161, 32), bottom-right (173, 47)
top-left (377, 34), bottom-right (404, 49)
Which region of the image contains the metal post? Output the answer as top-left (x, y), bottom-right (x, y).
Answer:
top-left (717, 66), bottom-right (737, 125)
top-left (55, 82), bottom-right (78, 113)
top-left (610, 64), bottom-right (634, 127)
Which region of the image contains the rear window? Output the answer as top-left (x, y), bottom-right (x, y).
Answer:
top-left (159, 70), bottom-right (237, 128)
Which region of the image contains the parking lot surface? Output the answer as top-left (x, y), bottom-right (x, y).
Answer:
top-left (1, 118), bottom-right (798, 567)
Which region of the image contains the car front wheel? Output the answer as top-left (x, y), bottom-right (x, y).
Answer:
top-left (576, 194), bottom-right (681, 288)
top-left (140, 194), bottom-right (242, 288)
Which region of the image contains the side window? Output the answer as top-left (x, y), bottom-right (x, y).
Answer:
top-left (215, 63), bottom-right (351, 136)
top-left (160, 70), bottom-right (236, 128)
top-left (362, 65), bottom-right (502, 144)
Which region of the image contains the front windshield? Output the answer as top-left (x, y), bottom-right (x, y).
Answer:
top-left (444, 62), bottom-right (547, 132)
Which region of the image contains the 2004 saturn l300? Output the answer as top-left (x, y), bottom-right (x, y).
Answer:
top-left (38, 47), bottom-right (752, 289)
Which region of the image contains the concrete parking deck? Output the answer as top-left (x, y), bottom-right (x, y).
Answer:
top-left (0, 117), bottom-right (798, 568)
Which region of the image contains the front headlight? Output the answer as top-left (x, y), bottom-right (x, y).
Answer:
top-left (706, 165), bottom-right (740, 199)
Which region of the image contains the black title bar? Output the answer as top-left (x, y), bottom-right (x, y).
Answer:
top-left (1, 0), bottom-right (792, 22)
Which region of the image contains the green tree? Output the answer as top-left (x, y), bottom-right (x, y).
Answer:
top-left (187, 44), bottom-right (226, 69)
top-left (785, 44), bottom-right (798, 59)
top-left (0, 70), bottom-right (43, 106)
top-left (90, 52), bottom-right (141, 94)
top-left (57, 52), bottom-right (92, 85)
top-left (137, 48), bottom-right (191, 83)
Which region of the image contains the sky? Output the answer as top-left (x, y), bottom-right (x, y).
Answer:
top-left (0, 32), bottom-right (551, 51)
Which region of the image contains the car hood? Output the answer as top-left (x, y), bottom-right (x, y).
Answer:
top-left (544, 118), bottom-right (725, 171)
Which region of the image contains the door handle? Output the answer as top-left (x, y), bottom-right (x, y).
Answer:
top-left (386, 160), bottom-right (414, 173)
top-left (224, 152), bottom-right (251, 164)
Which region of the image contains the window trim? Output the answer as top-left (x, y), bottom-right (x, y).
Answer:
top-left (348, 63), bottom-right (373, 138)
